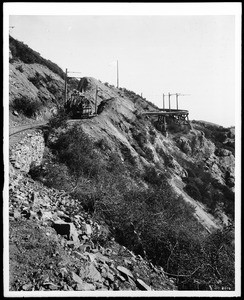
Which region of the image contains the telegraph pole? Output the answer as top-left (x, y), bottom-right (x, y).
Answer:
top-left (116, 60), bottom-right (119, 88)
top-left (64, 68), bottom-right (68, 103)
top-left (168, 92), bottom-right (171, 111)
top-left (176, 93), bottom-right (179, 110)
top-left (95, 85), bottom-right (98, 115)
top-left (163, 93), bottom-right (165, 109)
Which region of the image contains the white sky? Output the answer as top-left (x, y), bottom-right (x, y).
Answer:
top-left (5, 3), bottom-right (241, 127)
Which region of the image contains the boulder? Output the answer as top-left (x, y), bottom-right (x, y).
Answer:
top-left (136, 278), bottom-right (151, 291)
top-left (117, 266), bottom-right (134, 279)
top-left (52, 220), bottom-right (79, 243)
top-left (72, 272), bottom-right (83, 285)
top-left (85, 263), bottom-right (103, 283)
top-left (76, 282), bottom-right (96, 291)
top-left (12, 110), bottom-right (19, 116)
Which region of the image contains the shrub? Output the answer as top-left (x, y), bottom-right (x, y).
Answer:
top-left (16, 65), bottom-right (24, 73)
top-left (143, 166), bottom-right (167, 185)
top-left (131, 126), bottom-right (147, 148)
top-left (49, 125), bottom-right (103, 179)
top-left (184, 183), bottom-right (202, 201)
top-left (149, 127), bottom-right (157, 144)
top-left (48, 107), bottom-right (69, 129)
top-left (29, 72), bottom-right (43, 88)
top-left (143, 146), bottom-right (154, 161)
top-left (11, 96), bottom-right (43, 117)
top-left (119, 143), bottom-right (137, 165)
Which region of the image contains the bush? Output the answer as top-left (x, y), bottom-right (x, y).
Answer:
top-left (11, 96), bottom-right (43, 117)
top-left (49, 125), bottom-right (103, 179)
top-left (119, 143), bottom-right (137, 165)
top-left (143, 166), bottom-right (167, 185)
top-left (184, 183), bottom-right (202, 201)
top-left (29, 72), bottom-right (43, 88)
top-left (143, 146), bottom-right (154, 161)
top-left (16, 65), bottom-right (24, 73)
top-left (48, 107), bottom-right (69, 129)
top-left (131, 128), bottom-right (147, 148)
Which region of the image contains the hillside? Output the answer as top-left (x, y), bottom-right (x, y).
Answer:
top-left (8, 37), bottom-right (235, 292)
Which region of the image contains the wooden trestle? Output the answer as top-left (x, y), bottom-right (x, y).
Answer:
top-left (142, 109), bottom-right (191, 135)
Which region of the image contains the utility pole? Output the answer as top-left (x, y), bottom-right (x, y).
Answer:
top-left (176, 93), bottom-right (179, 110)
top-left (116, 60), bottom-right (119, 88)
top-left (175, 93), bottom-right (190, 110)
top-left (64, 68), bottom-right (68, 103)
top-left (168, 92), bottom-right (171, 111)
top-left (163, 93), bottom-right (165, 110)
top-left (95, 85), bottom-right (98, 115)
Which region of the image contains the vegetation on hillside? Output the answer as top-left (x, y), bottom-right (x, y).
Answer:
top-left (181, 162), bottom-right (235, 219)
top-left (9, 35), bottom-right (65, 79)
top-left (10, 95), bottom-right (43, 118)
top-left (29, 116), bottom-right (235, 291)
top-left (191, 120), bottom-right (235, 155)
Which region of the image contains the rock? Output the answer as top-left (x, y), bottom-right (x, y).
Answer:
top-left (21, 209), bottom-right (31, 219)
top-left (30, 210), bottom-right (38, 220)
top-left (85, 263), bottom-right (103, 283)
top-left (41, 211), bottom-right (54, 222)
top-left (76, 282), bottom-right (96, 291)
top-left (66, 241), bottom-right (75, 248)
top-left (60, 267), bottom-right (68, 278)
top-left (107, 272), bottom-right (115, 282)
top-left (127, 276), bottom-right (136, 288)
top-left (117, 266), bottom-right (134, 279)
top-left (72, 271), bottom-right (83, 285)
top-left (136, 278), bottom-right (151, 291)
top-left (84, 252), bottom-right (96, 263)
top-left (22, 282), bottom-right (33, 291)
top-left (216, 148), bottom-right (232, 157)
top-left (73, 251), bottom-right (89, 261)
top-left (94, 252), bottom-right (109, 263)
top-left (52, 220), bottom-right (79, 243)
top-left (117, 274), bottom-right (126, 282)
top-left (124, 259), bottom-right (132, 266)
top-left (13, 209), bottom-right (21, 219)
top-left (43, 282), bottom-right (59, 290)
top-left (12, 110), bottom-right (19, 116)
top-left (105, 248), bottom-right (112, 256)
top-left (85, 223), bottom-right (92, 236)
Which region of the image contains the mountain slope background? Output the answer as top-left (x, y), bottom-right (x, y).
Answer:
top-left (7, 36), bottom-right (235, 292)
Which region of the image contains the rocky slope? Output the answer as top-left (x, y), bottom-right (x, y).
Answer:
top-left (7, 36), bottom-right (235, 292)
top-left (9, 163), bottom-right (177, 292)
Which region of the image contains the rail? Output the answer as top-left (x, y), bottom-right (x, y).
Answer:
top-left (9, 122), bottom-right (49, 136)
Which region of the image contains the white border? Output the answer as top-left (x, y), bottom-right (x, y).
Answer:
top-left (3, 2), bottom-right (243, 16)
top-left (3, 2), bottom-right (242, 297)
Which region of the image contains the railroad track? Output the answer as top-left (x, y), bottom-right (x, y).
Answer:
top-left (9, 122), bottom-right (49, 148)
top-left (9, 122), bottom-right (49, 136)
top-left (9, 119), bottom-right (87, 147)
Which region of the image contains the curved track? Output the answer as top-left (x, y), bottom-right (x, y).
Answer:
top-left (9, 122), bottom-right (49, 136)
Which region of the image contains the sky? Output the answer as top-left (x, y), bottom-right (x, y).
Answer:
top-left (6, 3), bottom-right (241, 127)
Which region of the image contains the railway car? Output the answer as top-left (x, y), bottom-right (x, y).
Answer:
top-left (65, 89), bottom-right (92, 118)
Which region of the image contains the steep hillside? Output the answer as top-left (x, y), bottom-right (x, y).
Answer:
top-left (8, 39), bottom-right (235, 292)
top-left (9, 36), bottom-right (71, 127)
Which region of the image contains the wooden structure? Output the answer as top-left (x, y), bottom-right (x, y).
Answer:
top-left (142, 93), bottom-right (191, 135)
